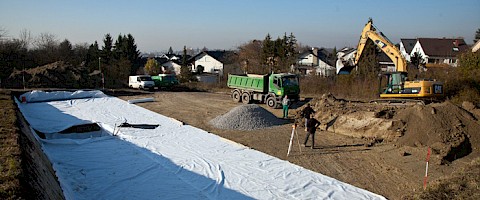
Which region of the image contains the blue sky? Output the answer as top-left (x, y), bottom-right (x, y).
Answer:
top-left (1, 0), bottom-right (479, 53)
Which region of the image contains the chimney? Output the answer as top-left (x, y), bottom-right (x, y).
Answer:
top-left (312, 47), bottom-right (319, 66)
top-left (453, 39), bottom-right (459, 47)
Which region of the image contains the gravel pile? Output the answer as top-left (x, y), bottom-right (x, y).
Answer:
top-left (210, 104), bottom-right (285, 131)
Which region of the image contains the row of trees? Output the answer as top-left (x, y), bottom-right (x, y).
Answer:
top-left (237, 33), bottom-right (299, 74)
top-left (0, 28), bottom-right (141, 88)
top-left (84, 33), bottom-right (141, 87)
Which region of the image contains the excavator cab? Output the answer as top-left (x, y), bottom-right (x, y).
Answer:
top-left (381, 72), bottom-right (407, 94)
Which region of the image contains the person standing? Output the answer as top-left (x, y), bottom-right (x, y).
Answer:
top-left (304, 117), bottom-right (321, 149)
top-left (282, 95), bottom-right (290, 119)
top-left (301, 103), bottom-right (315, 131)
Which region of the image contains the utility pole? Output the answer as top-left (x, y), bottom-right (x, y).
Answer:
top-left (99, 57), bottom-right (104, 90)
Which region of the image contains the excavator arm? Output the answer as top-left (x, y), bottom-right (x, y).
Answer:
top-left (354, 18), bottom-right (407, 72)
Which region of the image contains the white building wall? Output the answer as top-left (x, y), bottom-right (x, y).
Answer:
top-left (298, 54), bottom-right (315, 66)
top-left (194, 54), bottom-right (224, 74)
top-left (162, 62), bottom-right (182, 75)
top-left (410, 41), bottom-right (428, 62)
top-left (399, 42), bottom-right (411, 62)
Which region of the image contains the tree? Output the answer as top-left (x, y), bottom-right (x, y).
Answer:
top-left (237, 40), bottom-right (263, 73)
top-left (262, 33), bottom-right (274, 69)
top-left (58, 39), bottom-right (74, 62)
top-left (144, 58), bottom-right (162, 75)
top-left (85, 41), bottom-right (100, 72)
top-left (18, 29), bottom-right (32, 49)
top-left (182, 45), bottom-right (187, 66)
top-left (168, 46), bottom-right (174, 54)
top-left (356, 39), bottom-right (380, 77)
top-left (102, 33), bottom-right (113, 64)
top-left (113, 34), bottom-right (140, 75)
top-left (410, 52), bottom-right (425, 69)
top-left (475, 28), bottom-right (480, 43)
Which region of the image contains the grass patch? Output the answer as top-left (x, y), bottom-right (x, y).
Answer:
top-left (408, 158), bottom-right (480, 200)
top-left (0, 90), bottom-right (27, 200)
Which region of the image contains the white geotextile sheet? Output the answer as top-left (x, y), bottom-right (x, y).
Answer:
top-left (16, 91), bottom-right (385, 200)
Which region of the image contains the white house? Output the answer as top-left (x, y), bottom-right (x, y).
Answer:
top-left (189, 51), bottom-right (234, 76)
top-left (399, 39), bottom-right (417, 62)
top-left (410, 38), bottom-right (469, 67)
top-left (160, 60), bottom-right (182, 75)
top-left (296, 48), bottom-right (335, 76)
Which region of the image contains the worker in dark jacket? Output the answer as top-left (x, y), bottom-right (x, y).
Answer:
top-left (301, 103), bottom-right (315, 131)
top-left (304, 117), bottom-right (321, 149)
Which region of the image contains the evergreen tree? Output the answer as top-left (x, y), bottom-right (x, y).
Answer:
top-left (182, 45), bottom-right (187, 66)
top-left (168, 46), bottom-right (174, 54)
top-left (475, 28), bottom-right (480, 43)
top-left (262, 33), bottom-right (274, 69)
top-left (179, 46), bottom-right (192, 82)
top-left (102, 33), bottom-right (113, 64)
top-left (86, 41), bottom-right (100, 72)
top-left (58, 39), bottom-right (74, 63)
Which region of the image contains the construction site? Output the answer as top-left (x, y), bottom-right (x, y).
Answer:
top-left (1, 10), bottom-right (479, 198)
top-left (1, 71), bottom-right (480, 199)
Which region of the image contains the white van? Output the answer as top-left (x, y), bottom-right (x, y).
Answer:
top-left (129, 75), bottom-right (155, 90)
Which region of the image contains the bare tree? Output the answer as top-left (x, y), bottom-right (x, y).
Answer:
top-left (237, 40), bottom-right (263, 74)
top-left (18, 29), bottom-right (32, 49)
top-left (34, 32), bottom-right (58, 50)
top-left (0, 26), bottom-right (8, 41)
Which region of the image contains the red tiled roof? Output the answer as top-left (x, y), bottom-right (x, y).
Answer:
top-left (418, 38), bottom-right (469, 57)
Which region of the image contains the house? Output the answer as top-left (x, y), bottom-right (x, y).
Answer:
top-left (410, 38), bottom-right (469, 67)
top-left (399, 39), bottom-right (417, 62)
top-left (335, 47), bottom-right (395, 73)
top-left (160, 60), bottom-right (182, 75)
top-left (336, 48), bottom-right (356, 74)
top-left (296, 48), bottom-right (335, 76)
top-left (189, 50), bottom-right (235, 77)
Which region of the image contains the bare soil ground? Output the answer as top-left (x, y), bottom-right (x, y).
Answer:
top-left (117, 91), bottom-right (480, 199)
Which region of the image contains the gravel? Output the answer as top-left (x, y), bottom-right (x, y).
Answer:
top-left (209, 104), bottom-right (286, 131)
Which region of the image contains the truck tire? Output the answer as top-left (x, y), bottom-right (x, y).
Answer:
top-left (266, 97), bottom-right (277, 108)
top-left (241, 93), bottom-right (251, 104)
top-left (232, 90), bottom-right (241, 103)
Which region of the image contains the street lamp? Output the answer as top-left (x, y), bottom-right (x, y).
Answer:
top-left (98, 57), bottom-right (101, 71)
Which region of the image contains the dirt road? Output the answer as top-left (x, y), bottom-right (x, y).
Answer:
top-left (117, 91), bottom-right (468, 199)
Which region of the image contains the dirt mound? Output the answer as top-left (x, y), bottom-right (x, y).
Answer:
top-left (296, 93), bottom-right (480, 163)
top-left (6, 61), bottom-right (99, 88)
top-left (394, 101), bottom-right (480, 164)
top-left (210, 104), bottom-right (286, 131)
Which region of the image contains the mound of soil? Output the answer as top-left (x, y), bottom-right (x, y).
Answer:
top-left (295, 93), bottom-right (480, 164)
top-left (210, 104), bottom-right (286, 131)
top-left (6, 61), bottom-right (99, 89)
top-left (394, 101), bottom-right (480, 164)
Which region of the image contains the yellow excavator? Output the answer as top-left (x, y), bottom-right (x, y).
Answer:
top-left (338, 18), bottom-right (443, 101)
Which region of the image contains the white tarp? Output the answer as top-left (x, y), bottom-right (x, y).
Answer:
top-left (16, 90), bottom-right (385, 200)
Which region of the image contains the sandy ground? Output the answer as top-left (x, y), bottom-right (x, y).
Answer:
top-left (116, 91), bottom-right (476, 199)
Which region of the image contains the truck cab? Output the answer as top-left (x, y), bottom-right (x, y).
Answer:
top-left (269, 74), bottom-right (300, 102)
top-left (129, 75), bottom-right (155, 90)
top-left (151, 74), bottom-right (179, 89)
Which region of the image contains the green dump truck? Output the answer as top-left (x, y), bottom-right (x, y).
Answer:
top-left (227, 73), bottom-right (300, 108)
top-left (151, 74), bottom-right (179, 89)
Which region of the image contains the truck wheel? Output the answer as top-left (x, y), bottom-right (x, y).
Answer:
top-left (241, 93), bottom-right (251, 104)
top-left (232, 90), bottom-right (241, 102)
top-left (266, 97), bottom-right (277, 108)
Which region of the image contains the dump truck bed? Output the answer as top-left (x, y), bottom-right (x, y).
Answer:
top-left (227, 74), bottom-right (268, 93)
